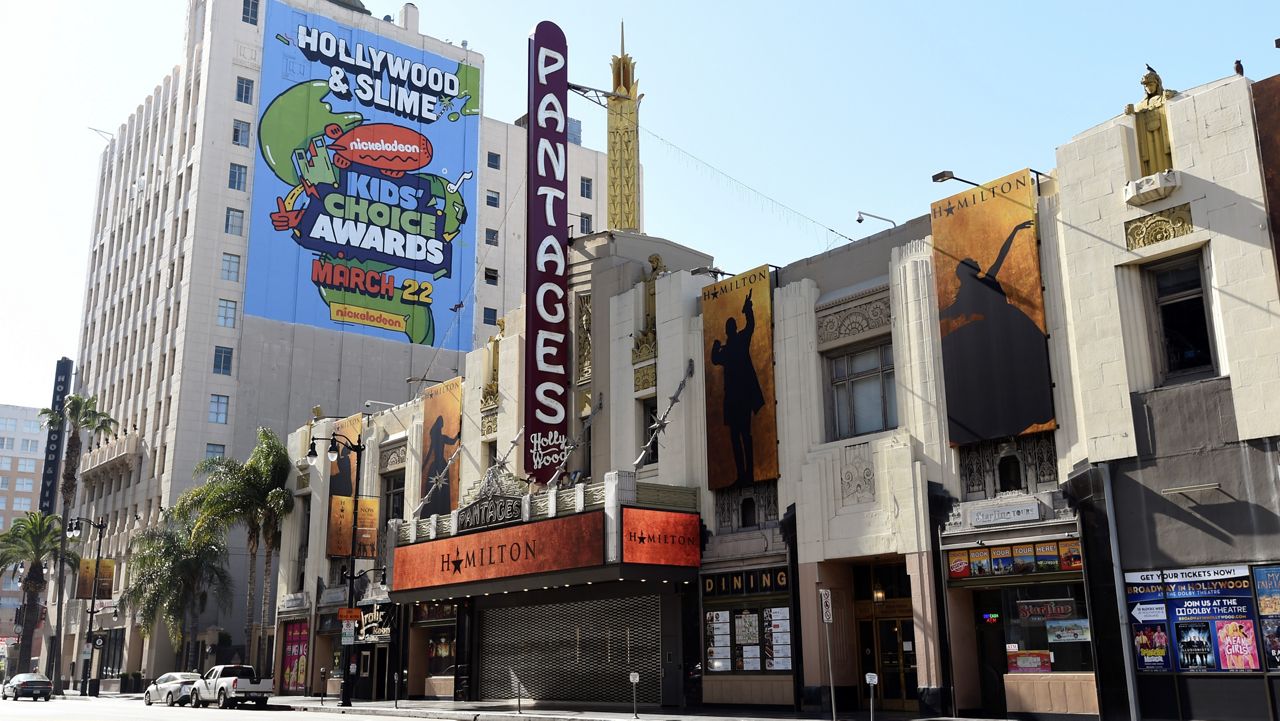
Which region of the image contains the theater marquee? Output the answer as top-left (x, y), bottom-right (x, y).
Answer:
top-left (392, 511), bottom-right (604, 590)
top-left (621, 507), bottom-right (701, 567)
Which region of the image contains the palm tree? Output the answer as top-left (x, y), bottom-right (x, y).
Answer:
top-left (38, 394), bottom-right (116, 686)
top-left (118, 518), bottom-right (233, 671)
top-left (0, 512), bottom-right (79, 675)
top-left (172, 428), bottom-right (293, 666)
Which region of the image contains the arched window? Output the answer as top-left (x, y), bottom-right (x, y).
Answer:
top-left (998, 455), bottom-right (1023, 493)
top-left (740, 497), bottom-right (758, 529)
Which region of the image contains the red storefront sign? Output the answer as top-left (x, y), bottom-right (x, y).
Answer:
top-left (393, 512), bottom-right (604, 590)
top-left (621, 508), bottom-right (702, 567)
top-left (523, 21), bottom-right (571, 485)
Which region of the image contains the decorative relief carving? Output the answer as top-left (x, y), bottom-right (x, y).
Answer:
top-left (632, 255), bottom-right (664, 363)
top-left (840, 443), bottom-right (875, 505)
top-left (817, 296), bottom-right (891, 345)
top-left (379, 444), bottom-right (407, 471)
top-left (480, 413), bottom-right (497, 437)
top-left (576, 293), bottom-right (592, 385)
top-left (958, 431), bottom-right (1058, 498)
top-left (1125, 202), bottom-right (1192, 250)
top-left (480, 383), bottom-right (499, 412)
top-left (633, 363), bottom-right (656, 392)
top-left (714, 480), bottom-right (779, 532)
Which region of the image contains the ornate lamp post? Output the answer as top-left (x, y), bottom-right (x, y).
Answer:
top-left (66, 516), bottom-right (107, 696)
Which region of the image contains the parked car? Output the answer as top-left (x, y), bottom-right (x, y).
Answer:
top-left (1, 673), bottom-right (53, 701)
top-left (143, 671), bottom-right (202, 707)
top-left (190, 665), bottom-right (272, 709)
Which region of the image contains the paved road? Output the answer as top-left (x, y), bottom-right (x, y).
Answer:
top-left (0, 695), bottom-right (304, 721)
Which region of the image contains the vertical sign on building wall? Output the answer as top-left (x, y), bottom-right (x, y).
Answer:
top-left (930, 169), bottom-right (1055, 445)
top-left (326, 414), bottom-right (363, 557)
top-left (701, 265), bottom-right (778, 490)
top-left (420, 377), bottom-right (463, 516)
top-left (523, 21), bottom-right (570, 486)
top-left (39, 357), bottom-right (72, 514)
top-left (248, 0), bottom-right (480, 349)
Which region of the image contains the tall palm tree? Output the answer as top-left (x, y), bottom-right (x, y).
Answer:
top-left (0, 512), bottom-right (78, 675)
top-left (118, 518), bottom-right (233, 671)
top-left (38, 394), bottom-right (116, 686)
top-left (173, 428), bottom-right (293, 666)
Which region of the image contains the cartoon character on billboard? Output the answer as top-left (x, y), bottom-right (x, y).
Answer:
top-left (257, 80), bottom-right (471, 345)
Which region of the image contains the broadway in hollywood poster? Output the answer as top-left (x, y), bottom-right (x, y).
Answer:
top-left (701, 265), bottom-right (778, 490)
top-left (420, 377), bottom-right (462, 516)
top-left (247, 0), bottom-right (480, 349)
top-left (930, 169), bottom-right (1055, 445)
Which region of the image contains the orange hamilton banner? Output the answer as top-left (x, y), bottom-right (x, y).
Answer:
top-left (74, 559), bottom-right (114, 600)
top-left (702, 265), bottom-right (778, 490)
top-left (393, 512), bottom-right (604, 590)
top-left (931, 169), bottom-right (1055, 445)
top-left (420, 377), bottom-right (462, 517)
top-left (621, 508), bottom-right (701, 567)
top-left (326, 413), bottom-right (364, 557)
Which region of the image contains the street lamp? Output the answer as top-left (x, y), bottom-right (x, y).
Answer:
top-left (307, 431), bottom-right (365, 707)
top-left (67, 516), bottom-right (107, 697)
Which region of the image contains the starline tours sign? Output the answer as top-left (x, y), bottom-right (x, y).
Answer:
top-left (523, 21), bottom-right (571, 486)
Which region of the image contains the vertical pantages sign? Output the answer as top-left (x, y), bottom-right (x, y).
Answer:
top-left (931, 169), bottom-right (1054, 445)
top-left (701, 265), bottom-right (778, 490)
top-left (523, 21), bottom-right (570, 485)
top-left (247, 0), bottom-right (480, 349)
top-left (420, 377), bottom-right (463, 516)
top-left (39, 357), bottom-right (72, 514)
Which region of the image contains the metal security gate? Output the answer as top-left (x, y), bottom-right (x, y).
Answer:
top-left (479, 594), bottom-right (661, 703)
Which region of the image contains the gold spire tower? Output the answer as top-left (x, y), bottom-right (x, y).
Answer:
top-left (607, 22), bottom-right (642, 231)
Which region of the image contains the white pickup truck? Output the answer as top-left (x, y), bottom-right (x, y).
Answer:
top-left (190, 664), bottom-right (273, 708)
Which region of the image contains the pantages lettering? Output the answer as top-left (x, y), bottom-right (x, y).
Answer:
top-left (523, 22), bottom-right (571, 484)
top-left (456, 495), bottom-right (523, 532)
top-left (440, 539), bottom-right (537, 574)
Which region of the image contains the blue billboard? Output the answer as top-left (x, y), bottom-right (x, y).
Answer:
top-left (247, 0), bottom-right (479, 348)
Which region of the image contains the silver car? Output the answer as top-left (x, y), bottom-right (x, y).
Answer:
top-left (143, 672), bottom-right (202, 706)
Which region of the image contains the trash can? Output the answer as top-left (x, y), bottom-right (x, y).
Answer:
top-left (88, 678), bottom-right (100, 696)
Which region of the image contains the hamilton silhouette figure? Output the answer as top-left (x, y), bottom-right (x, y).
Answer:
top-left (939, 219), bottom-right (1054, 444)
top-left (419, 414), bottom-right (459, 518)
top-left (711, 289), bottom-right (766, 485)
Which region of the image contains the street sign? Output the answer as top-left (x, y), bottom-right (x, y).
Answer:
top-left (341, 620), bottom-right (356, 646)
top-left (629, 672), bottom-right (639, 684)
top-left (93, 636), bottom-right (105, 649)
top-left (819, 588), bottom-right (833, 624)
top-left (338, 607), bottom-right (362, 622)
top-left (865, 672), bottom-right (878, 685)
top-left (80, 643), bottom-right (91, 661)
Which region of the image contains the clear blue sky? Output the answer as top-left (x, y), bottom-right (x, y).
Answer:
top-left (1, 0), bottom-right (1277, 407)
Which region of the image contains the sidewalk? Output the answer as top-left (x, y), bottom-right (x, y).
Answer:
top-left (276, 695), bottom-right (974, 721)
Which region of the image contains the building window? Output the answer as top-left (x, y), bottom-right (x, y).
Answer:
top-left (639, 397), bottom-right (659, 466)
top-left (221, 253), bottom-right (241, 282)
top-left (225, 207), bottom-right (245, 235)
top-left (485, 228), bottom-right (499, 246)
top-left (17, 459), bottom-right (34, 473)
top-left (213, 346), bottom-right (233, 375)
top-left (0, 458), bottom-right (10, 471)
top-left (486, 152), bottom-right (501, 170)
top-left (381, 473), bottom-right (405, 527)
top-left (830, 341), bottom-right (897, 439)
top-left (740, 497), bottom-right (757, 528)
top-left (23, 420), bottom-right (39, 433)
top-left (1149, 253), bottom-right (1215, 380)
top-left (241, 0), bottom-right (259, 24)
top-left (235, 77), bottom-right (254, 105)
top-left (484, 268), bottom-right (499, 286)
top-left (0, 419), bottom-right (13, 432)
top-left (14, 497), bottom-right (30, 512)
top-left (206, 443), bottom-right (225, 459)
top-left (209, 395), bottom-right (229, 424)
top-left (0, 438), bottom-right (11, 450)
top-left (217, 299), bottom-right (237, 328)
top-left (228, 163), bottom-right (247, 191)
top-left (579, 213), bottom-right (593, 234)
top-left (232, 120), bottom-right (251, 147)
top-left (20, 439), bottom-right (38, 453)
top-left (0, 477), bottom-right (8, 490)
top-left (580, 176), bottom-right (593, 199)
top-left (485, 190), bottom-right (500, 208)
top-left (15, 478), bottom-right (33, 493)
top-left (482, 307), bottom-right (497, 325)
top-left (998, 454), bottom-right (1023, 493)
top-left (0, 497), bottom-right (6, 510)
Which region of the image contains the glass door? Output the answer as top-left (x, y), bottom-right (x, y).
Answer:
top-left (875, 618), bottom-right (919, 711)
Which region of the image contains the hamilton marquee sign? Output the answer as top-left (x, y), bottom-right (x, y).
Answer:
top-left (523, 21), bottom-right (571, 486)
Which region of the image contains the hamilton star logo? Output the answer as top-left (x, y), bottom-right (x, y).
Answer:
top-left (451, 548), bottom-right (463, 574)
top-left (944, 202), bottom-right (956, 217)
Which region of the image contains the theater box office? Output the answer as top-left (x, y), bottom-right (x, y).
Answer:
top-left (944, 532), bottom-right (1099, 719)
top-left (390, 506), bottom-right (703, 706)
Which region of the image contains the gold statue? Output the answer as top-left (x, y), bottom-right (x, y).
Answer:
top-left (1126, 65), bottom-right (1175, 176)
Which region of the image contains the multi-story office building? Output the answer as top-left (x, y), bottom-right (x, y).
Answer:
top-left (46, 0), bottom-right (614, 684)
top-left (0, 404), bottom-right (48, 675)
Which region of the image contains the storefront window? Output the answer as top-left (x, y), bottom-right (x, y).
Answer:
top-left (998, 583), bottom-right (1094, 674)
top-left (281, 621), bottom-right (309, 693)
top-left (413, 602), bottom-right (457, 678)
